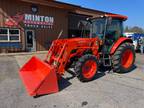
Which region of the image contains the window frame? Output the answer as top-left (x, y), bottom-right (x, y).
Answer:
top-left (0, 28), bottom-right (9, 42)
top-left (0, 28), bottom-right (20, 42)
top-left (9, 28), bottom-right (20, 42)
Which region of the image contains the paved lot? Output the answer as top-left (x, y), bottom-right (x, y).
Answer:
top-left (0, 53), bottom-right (144, 108)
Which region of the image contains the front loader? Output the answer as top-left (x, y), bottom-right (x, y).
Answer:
top-left (20, 14), bottom-right (135, 96)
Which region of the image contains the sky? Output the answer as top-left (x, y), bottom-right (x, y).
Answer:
top-left (57, 0), bottom-right (144, 28)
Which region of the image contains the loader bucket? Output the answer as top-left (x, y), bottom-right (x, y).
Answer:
top-left (19, 56), bottom-right (59, 96)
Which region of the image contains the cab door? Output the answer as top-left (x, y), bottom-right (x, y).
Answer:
top-left (104, 19), bottom-right (123, 53)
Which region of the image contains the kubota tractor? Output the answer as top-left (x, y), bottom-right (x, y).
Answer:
top-left (20, 14), bottom-right (135, 96)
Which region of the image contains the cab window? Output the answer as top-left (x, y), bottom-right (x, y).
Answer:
top-left (106, 19), bottom-right (123, 40)
top-left (91, 18), bottom-right (106, 39)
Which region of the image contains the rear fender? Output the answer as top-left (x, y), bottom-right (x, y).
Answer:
top-left (110, 37), bottom-right (133, 54)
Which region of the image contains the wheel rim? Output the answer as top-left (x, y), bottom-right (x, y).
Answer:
top-left (121, 49), bottom-right (134, 68)
top-left (82, 60), bottom-right (97, 79)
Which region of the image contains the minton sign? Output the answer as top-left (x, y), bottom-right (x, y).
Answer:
top-left (24, 14), bottom-right (54, 28)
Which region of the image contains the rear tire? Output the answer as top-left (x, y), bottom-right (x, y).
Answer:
top-left (74, 54), bottom-right (98, 82)
top-left (112, 43), bottom-right (135, 73)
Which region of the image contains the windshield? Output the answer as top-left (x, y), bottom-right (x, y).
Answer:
top-left (91, 18), bottom-right (106, 39)
top-left (90, 18), bottom-right (123, 39)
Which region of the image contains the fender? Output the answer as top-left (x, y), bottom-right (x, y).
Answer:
top-left (110, 37), bottom-right (133, 54)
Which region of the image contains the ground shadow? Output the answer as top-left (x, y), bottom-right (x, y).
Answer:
top-left (90, 71), bottom-right (106, 82)
top-left (89, 65), bottom-right (111, 82)
top-left (99, 65), bottom-right (112, 73)
top-left (58, 77), bottom-right (72, 91)
top-left (99, 64), bottom-right (137, 74)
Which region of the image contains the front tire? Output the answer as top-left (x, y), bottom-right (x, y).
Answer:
top-left (112, 43), bottom-right (135, 73)
top-left (74, 54), bottom-right (98, 82)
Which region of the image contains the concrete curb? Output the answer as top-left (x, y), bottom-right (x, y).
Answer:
top-left (0, 51), bottom-right (48, 56)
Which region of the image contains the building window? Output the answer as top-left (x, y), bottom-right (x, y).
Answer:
top-left (0, 28), bottom-right (20, 42)
top-left (0, 28), bottom-right (8, 42)
top-left (9, 29), bottom-right (20, 42)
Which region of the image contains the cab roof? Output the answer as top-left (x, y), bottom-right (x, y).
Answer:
top-left (105, 14), bottom-right (128, 21)
top-left (91, 14), bottom-right (128, 21)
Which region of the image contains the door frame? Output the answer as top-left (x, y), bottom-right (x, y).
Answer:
top-left (25, 29), bottom-right (36, 52)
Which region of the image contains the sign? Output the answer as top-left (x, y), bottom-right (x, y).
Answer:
top-left (5, 13), bottom-right (24, 27)
top-left (24, 14), bottom-right (54, 28)
top-left (5, 13), bottom-right (54, 29)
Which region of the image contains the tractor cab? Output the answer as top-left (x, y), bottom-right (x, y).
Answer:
top-left (79, 14), bottom-right (127, 53)
top-left (90, 14), bottom-right (127, 53)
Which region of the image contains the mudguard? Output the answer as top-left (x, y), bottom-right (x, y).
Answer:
top-left (110, 37), bottom-right (133, 54)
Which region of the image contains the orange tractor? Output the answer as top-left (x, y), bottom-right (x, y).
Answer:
top-left (20, 14), bottom-right (135, 96)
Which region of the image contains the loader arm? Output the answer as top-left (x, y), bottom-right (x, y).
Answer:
top-left (45, 38), bottom-right (100, 75)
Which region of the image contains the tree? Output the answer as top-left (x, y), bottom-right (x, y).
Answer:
top-left (131, 26), bottom-right (144, 33)
top-left (124, 26), bottom-right (144, 34)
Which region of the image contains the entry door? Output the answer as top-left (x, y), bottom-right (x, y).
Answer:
top-left (25, 30), bottom-right (36, 52)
